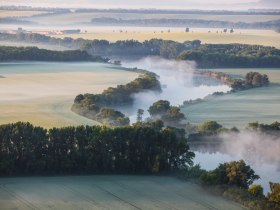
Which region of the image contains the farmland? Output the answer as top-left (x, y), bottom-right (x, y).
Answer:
top-left (0, 175), bottom-right (245, 210)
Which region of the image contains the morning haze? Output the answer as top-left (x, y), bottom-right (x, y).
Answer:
top-left (0, 0), bottom-right (279, 209)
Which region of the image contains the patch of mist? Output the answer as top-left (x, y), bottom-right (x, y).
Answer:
top-left (194, 131), bottom-right (280, 193)
top-left (122, 56), bottom-right (231, 122)
top-left (220, 131), bottom-right (280, 167)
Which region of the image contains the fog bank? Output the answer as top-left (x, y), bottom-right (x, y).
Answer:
top-left (122, 57), bottom-right (231, 121)
top-left (194, 131), bottom-right (280, 193)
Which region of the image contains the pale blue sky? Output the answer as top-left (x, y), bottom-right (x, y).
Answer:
top-left (0, 0), bottom-right (279, 10)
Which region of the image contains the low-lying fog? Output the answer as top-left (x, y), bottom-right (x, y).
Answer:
top-left (193, 131), bottom-right (280, 193)
top-left (122, 57), bottom-right (231, 121)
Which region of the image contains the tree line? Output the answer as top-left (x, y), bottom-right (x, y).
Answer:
top-left (72, 73), bottom-right (161, 126)
top-left (178, 44), bottom-right (280, 68)
top-left (0, 122), bottom-right (194, 176)
top-left (0, 46), bottom-right (106, 62)
top-left (1, 33), bottom-right (280, 68)
top-left (90, 17), bottom-right (280, 30)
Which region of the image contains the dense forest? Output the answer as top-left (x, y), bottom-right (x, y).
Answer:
top-left (72, 73), bottom-right (161, 126)
top-left (0, 46), bottom-right (106, 62)
top-left (0, 122), bottom-right (194, 176)
top-left (1, 32), bottom-right (280, 68)
top-left (178, 44), bottom-right (280, 68)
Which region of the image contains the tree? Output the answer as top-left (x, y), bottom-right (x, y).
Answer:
top-left (267, 182), bottom-right (280, 208)
top-left (162, 107), bottom-right (186, 125)
top-left (198, 121), bottom-right (222, 134)
top-left (148, 100), bottom-right (171, 117)
top-left (225, 160), bottom-right (260, 188)
top-left (136, 109), bottom-right (144, 122)
top-left (248, 184), bottom-right (264, 197)
top-left (200, 160), bottom-right (259, 189)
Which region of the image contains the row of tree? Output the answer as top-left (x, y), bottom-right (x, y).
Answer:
top-left (72, 73), bottom-right (161, 126)
top-left (0, 122), bottom-right (194, 176)
top-left (1, 32), bottom-right (280, 68)
top-left (0, 46), bottom-right (106, 62)
top-left (178, 44), bottom-right (280, 68)
top-left (90, 17), bottom-right (280, 30)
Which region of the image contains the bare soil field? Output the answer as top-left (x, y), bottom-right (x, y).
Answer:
top-left (0, 175), bottom-right (246, 210)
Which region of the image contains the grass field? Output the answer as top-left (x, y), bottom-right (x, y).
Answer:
top-left (50, 28), bottom-right (280, 48)
top-left (28, 11), bottom-right (280, 24)
top-left (0, 62), bottom-right (137, 128)
top-left (0, 10), bottom-right (49, 18)
top-left (0, 175), bottom-right (246, 210)
top-left (182, 69), bottom-right (280, 128)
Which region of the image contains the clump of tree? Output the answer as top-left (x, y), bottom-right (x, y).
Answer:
top-left (247, 121), bottom-right (280, 132)
top-left (231, 72), bottom-right (269, 91)
top-left (0, 122), bottom-right (194, 176)
top-left (95, 108), bottom-right (130, 126)
top-left (177, 161), bottom-right (280, 210)
top-left (0, 46), bottom-right (106, 62)
top-left (72, 73), bottom-right (161, 126)
top-left (148, 100), bottom-right (186, 127)
top-left (200, 160), bottom-right (259, 188)
top-left (197, 121), bottom-right (223, 134)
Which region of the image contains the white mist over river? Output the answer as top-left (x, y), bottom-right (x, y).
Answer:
top-left (122, 57), bottom-right (231, 121)
top-left (192, 131), bottom-right (280, 193)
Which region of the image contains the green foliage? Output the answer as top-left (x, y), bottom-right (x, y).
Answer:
top-left (247, 121), bottom-right (280, 132)
top-left (198, 121), bottom-right (223, 134)
top-left (1, 33), bottom-right (280, 68)
top-left (148, 100), bottom-right (186, 126)
top-left (200, 160), bottom-right (259, 189)
top-left (267, 182), bottom-right (280, 209)
top-left (0, 122), bottom-right (194, 176)
top-left (248, 184), bottom-right (264, 198)
top-left (0, 46), bottom-right (106, 62)
top-left (73, 73), bottom-right (161, 126)
top-left (230, 72), bottom-right (269, 90)
top-left (136, 109), bottom-right (144, 122)
top-left (148, 100), bottom-right (171, 117)
top-left (178, 44), bottom-right (280, 68)
top-left (96, 108), bottom-right (130, 126)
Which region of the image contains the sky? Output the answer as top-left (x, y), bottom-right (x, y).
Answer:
top-left (1, 0), bottom-right (280, 10)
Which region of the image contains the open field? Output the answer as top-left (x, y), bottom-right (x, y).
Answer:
top-left (0, 175), bottom-right (245, 210)
top-left (0, 62), bottom-right (137, 128)
top-left (182, 69), bottom-right (280, 128)
top-left (27, 11), bottom-right (280, 24)
top-left (0, 10), bottom-right (49, 18)
top-left (50, 28), bottom-right (280, 48)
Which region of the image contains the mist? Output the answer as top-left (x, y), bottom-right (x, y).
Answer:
top-left (122, 57), bottom-right (231, 122)
top-left (194, 131), bottom-right (280, 193)
top-left (221, 131), bottom-right (280, 166)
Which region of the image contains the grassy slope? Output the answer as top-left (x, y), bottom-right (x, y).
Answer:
top-left (0, 64), bottom-right (138, 128)
top-left (182, 69), bottom-right (280, 128)
top-left (0, 176), bottom-right (246, 210)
